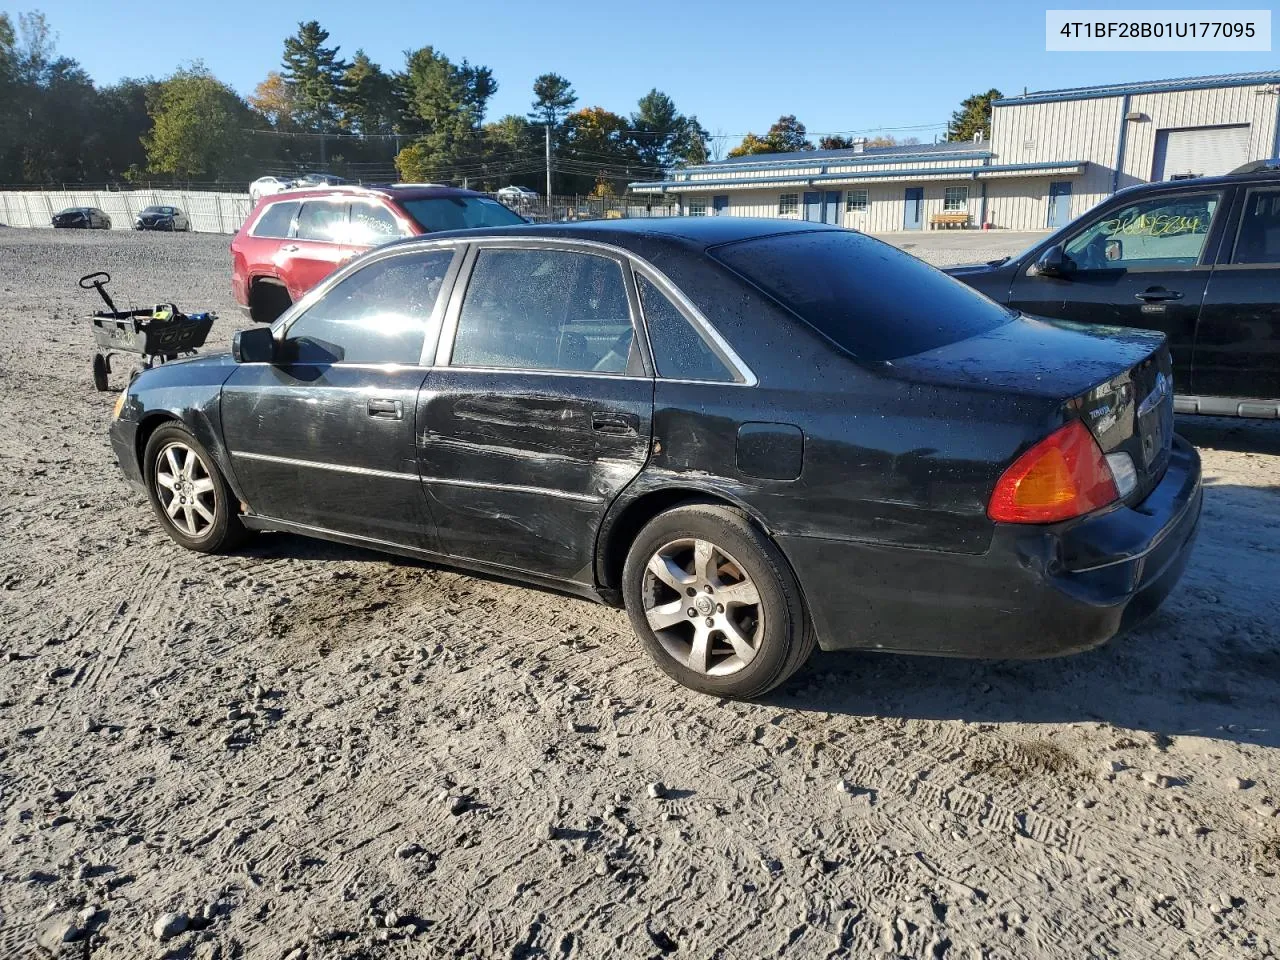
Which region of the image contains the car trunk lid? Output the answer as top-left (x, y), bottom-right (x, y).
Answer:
top-left (892, 315), bottom-right (1174, 501)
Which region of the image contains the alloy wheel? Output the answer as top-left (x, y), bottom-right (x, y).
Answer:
top-left (641, 537), bottom-right (764, 676)
top-left (154, 441), bottom-right (217, 539)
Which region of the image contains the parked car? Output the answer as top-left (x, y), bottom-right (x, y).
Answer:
top-left (946, 164), bottom-right (1280, 418)
top-left (112, 219), bottom-right (1202, 698)
top-left (292, 172), bottom-right (345, 188)
top-left (230, 184), bottom-right (526, 323)
top-left (497, 185), bottom-right (540, 203)
top-left (134, 205), bottom-right (190, 232)
top-left (249, 176), bottom-right (291, 204)
top-left (52, 207), bottom-right (110, 229)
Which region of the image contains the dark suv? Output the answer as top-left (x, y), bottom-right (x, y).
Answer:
top-left (231, 184), bottom-right (525, 323)
top-left (947, 162), bottom-right (1280, 418)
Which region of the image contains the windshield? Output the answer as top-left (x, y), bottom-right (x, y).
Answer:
top-left (141, 206), bottom-right (164, 215)
top-left (711, 230), bottom-right (1014, 362)
top-left (400, 196), bottom-right (525, 232)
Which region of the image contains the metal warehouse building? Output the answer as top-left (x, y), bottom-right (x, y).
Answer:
top-left (629, 69), bottom-right (1280, 232)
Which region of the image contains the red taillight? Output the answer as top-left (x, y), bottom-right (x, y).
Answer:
top-left (988, 420), bottom-right (1119, 524)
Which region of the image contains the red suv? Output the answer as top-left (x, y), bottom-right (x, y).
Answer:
top-left (231, 184), bottom-right (526, 322)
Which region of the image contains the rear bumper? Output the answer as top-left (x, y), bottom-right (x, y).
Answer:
top-left (780, 435), bottom-right (1202, 658)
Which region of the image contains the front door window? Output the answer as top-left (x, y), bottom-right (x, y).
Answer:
top-left (1063, 193), bottom-right (1222, 271)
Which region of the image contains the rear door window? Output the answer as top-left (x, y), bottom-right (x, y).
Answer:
top-left (1230, 188), bottom-right (1280, 265)
top-left (253, 201), bottom-right (299, 239)
top-left (450, 249), bottom-right (635, 373)
top-left (710, 230), bottom-right (1013, 362)
top-left (295, 201), bottom-right (347, 243)
top-left (348, 202), bottom-right (404, 247)
top-left (636, 275), bottom-right (734, 382)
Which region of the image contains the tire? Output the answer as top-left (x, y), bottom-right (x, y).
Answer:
top-left (621, 503), bottom-right (814, 698)
top-left (249, 280), bottom-right (292, 324)
top-left (142, 423), bottom-right (248, 553)
top-left (91, 353), bottom-right (109, 392)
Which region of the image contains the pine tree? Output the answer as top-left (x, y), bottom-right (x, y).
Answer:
top-left (946, 89), bottom-right (1002, 142)
top-left (280, 21), bottom-right (348, 133)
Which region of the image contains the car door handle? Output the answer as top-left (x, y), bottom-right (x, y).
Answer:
top-left (1135, 287), bottom-right (1183, 302)
top-left (591, 412), bottom-right (639, 436)
top-left (367, 398), bottom-right (403, 420)
top-left (281, 244), bottom-right (299, 253)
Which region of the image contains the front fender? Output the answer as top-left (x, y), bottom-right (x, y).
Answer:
top-left (120, 356), bottom-right (244, 503)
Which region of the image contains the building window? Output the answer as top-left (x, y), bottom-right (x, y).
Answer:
top-left (845, 190), bottom-right (869, 212)
top-left (687, 197), bottom-right (708, 217)
top-left (778, 193), bottom-right (799, 216)
top-left (944, 187), bottom-right (968, 211)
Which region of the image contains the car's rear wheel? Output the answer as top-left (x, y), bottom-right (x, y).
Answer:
top-left (622, 503), bottom-right (813, 698)
top-left (143, 424), bottom-right (247, 553)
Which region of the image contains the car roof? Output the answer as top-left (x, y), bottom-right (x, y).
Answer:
top-left (1113, 166), bottom-right (1280, 198)
top-left (266, 184), bottom-right (488, 203)
top-left (383, 216), bottom-right (838, 255)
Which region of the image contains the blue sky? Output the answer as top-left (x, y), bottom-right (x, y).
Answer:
top-left (23, 0), bottom-right (1279, 146)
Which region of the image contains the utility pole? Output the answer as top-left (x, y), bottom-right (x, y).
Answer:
top-left (545, 124), bottom-right (552, 204)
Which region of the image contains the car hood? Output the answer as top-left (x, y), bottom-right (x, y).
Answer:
top-left (132, 351), bottom-right (236, 389)
top-left (890, 314), bottom-right (1166, 401)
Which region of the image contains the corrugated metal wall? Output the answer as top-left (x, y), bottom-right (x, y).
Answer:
top-left (0, 189), bottom-right (251, 233)
top-left (1124, 85), bottom-right (1277, 182)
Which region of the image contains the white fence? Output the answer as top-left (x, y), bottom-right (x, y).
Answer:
top-left (0, 188), bottom-right (686, 235)
top-left (0, 189), bottom-right (252, 234)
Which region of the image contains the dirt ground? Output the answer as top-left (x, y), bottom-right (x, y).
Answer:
top-left (1, 227), bottom-right (1278, 960)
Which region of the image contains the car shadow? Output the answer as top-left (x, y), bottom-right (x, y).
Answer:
top-left (226, 421), bottom-right (1278, 752)
top-left (769, 472), bottom-right (1280, 749)
top-left (1175, 413), bottom-right (1280, 455)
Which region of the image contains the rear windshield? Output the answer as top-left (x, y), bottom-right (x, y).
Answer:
top-left (710, 230), bottom-right (1014, 362)
top-left (400, 196), bottom-right (525, 232)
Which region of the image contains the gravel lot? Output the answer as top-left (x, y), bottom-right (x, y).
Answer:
top-left (2, 226), bottom-right (1279, 960)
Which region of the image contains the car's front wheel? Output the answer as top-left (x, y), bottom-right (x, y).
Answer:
top-left (622, 503), bottom-right (814, 698)
top-left (143, 424), bottom-right (247, 553)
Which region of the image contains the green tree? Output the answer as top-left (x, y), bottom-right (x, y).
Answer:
top-left (395, 46), bottom-right (497, 183)
top-left (340, 51), bottom-right (400, 135)
top-left (482, 113), bottom-right (540, 190)
top-left (144, 65), bottom-right (255, 180)
top-left (764, 115), bottom-right (812, 152)
top-left (0, 12), bottom-right (104, 184)
top-left (561, 105), bottom-right (637, 194)
top-left (818, 134), bottom-right (855, 150)
top-left (727, 115), bottom-right (814, 158)
top-left (946, 88), bottom-right (1002, 142)
top-left (280, 21), bottom-right (348, 133)
top-left (96, 77), bottom-right (159, 181)
top-left (726, 132), bottom-right (771, 158)
top-left (629, 89), bottom-right (707, 169)
top-left (529, 72), bottom-right (576, 127)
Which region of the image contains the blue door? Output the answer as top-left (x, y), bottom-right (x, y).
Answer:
top-left (903, 188), bottom-right (923, 230)
top-left (1047, 181), bottom-right (1072, 229)
top-left (803, 191), bottom-right (822, 222)
top-left (824, 191), bottom-right (842, 225)
top-left (713, 194), bottom-right (729, 216)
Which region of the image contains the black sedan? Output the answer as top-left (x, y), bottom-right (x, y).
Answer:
top-left (108, 219), bottom-right (1202, 698)
top-left (134, 205), bottom-right (190, 232)
top-left (947, 164), bottom-right (1280, 419)
top-left (52, 207), bottom-right (111, 229)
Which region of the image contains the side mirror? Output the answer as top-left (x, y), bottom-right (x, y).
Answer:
top-left (1031, 244), bottom-right (1070, 278)
top-left (232, 327), bottom-right (276, 364)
